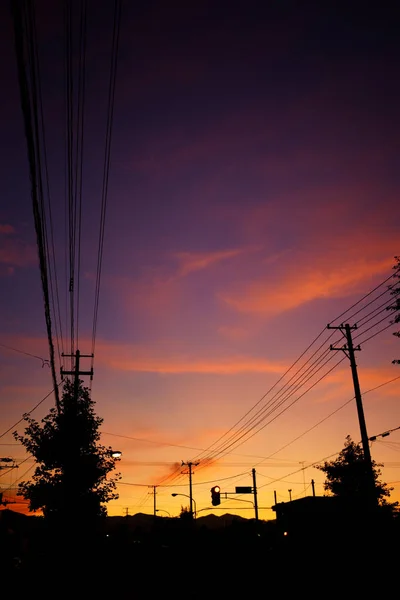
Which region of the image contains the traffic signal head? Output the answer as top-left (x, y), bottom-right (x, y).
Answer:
top-left (211, 486), bottom-right (221, 506)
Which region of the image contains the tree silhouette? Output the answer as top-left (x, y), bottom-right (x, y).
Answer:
top-left (316, 435), bottom-right (398, 513)
top-left (14, 379), bottom-right (120, 530)
top-left (179, 505), bottom-right (192, 520)
top-left (388, 256), bottom-right (400, 364)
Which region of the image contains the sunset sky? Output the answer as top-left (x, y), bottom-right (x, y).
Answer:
top-left (1, 1), bottom-right (399, 520)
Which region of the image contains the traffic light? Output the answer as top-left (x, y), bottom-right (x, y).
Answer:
top-left (211, 486), bottom-right (221, 506)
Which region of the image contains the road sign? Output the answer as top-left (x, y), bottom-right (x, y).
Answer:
top-left (235, 486), bottom-right (252, 494)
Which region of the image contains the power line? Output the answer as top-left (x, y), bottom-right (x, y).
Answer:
top-left (192, 283), bottom-right (398, 469)
top-left (155, 287), bottom-right (398, 487)
top-left (90, 0), bottom-right (122, 383)
top-left (328, 269), bottom-right (398, 326)
top-left (0, 342), bottom-right (50, 367)
top-left (0, 456), bottom-right (30, 480)
top-left (251, 374), bottom-right (400, 467)
top-left (73, 0), bottom-right (87, 351)
top-left (64, 0), bottom-right (75, 358)
top-left (0, 384), bottom-right (61, 440)
top-left (28, 0), bottom-right (64, 369)
top-left (101, 431), bottom-right (312, 463)
top-left (198, 354), bottom-right (347, 468)
top-left (190, 326), bottom-right (332, 464)
top-left (11, 0), bottom-right (61, 411)
top-left (191, 282), bottom-right (395, 468)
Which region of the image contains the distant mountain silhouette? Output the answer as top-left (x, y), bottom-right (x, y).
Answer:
top-left (105, 511), bottom-right (250, 533)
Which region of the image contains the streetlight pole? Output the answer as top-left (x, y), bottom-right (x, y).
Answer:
top-left (171, 493), bottom-right (197, 518)
top-left (288, 489), bottom-right (292, 501)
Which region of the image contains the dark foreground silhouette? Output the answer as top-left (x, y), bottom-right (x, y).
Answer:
top-left (2, 509), bottom-right (399, 597)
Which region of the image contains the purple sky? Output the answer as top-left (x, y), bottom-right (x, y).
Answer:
top-left (1, 1), bottom-right (399, 517)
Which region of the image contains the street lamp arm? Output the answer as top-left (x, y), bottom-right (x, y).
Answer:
top-left (171, 492), bottom-right (197, 517)
top-left (156, 509), bottom-right (171, 517)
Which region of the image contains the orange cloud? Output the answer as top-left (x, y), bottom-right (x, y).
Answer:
top-left (105, 246), bottom-right (256, 319)
top-left (219, 256), bottom-right (394, 315)
top-left (98, 345), bottom-right (286, 375)
top-left (173, 248), bottom-right (247, 277)
top-left (2, 334), bottom-right (286, 376)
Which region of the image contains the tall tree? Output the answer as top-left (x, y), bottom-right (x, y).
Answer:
top-left (388, 256), bottom-right (400, 364)
top-left (316, 435), bottom-right (398, 513)
top-left (14, 379), bottom-right (120, 529)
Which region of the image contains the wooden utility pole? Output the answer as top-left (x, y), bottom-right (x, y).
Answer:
top-left (328, 323), bottom-right (377, 508)
top-left (149, 485), bottom-right (157, 517)
top-left (181, 460), bottom-right (199, 518)
top-left (252, 468), bottom-right (259, 521)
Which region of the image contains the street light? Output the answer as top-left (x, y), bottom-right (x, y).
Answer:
top-left (171, 493), bottom-right (197, 518)
top-left (156, 509), bottom-right (171, 517)
top-left (110, 450), bottom-right (122, 458)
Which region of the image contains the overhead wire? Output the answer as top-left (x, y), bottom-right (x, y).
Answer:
top-left (11, 0), bottom-right (60, 410)
top-left (0, 342), bottom-right (50, 368)
top-left (27, 1), bottom-right (65, 369)
top-left (194, 343), bottom-right (340, 466)
top-left (327, 269), bottom-right (398, 326)
top-left (0, 383), bottom-right (62, 440)
top-left (0, 456), bottom-right (30, 480)
top-left (73, 0), bottom-right (87, 351)
top-left (90, 0), bottom-right (122, 385)
top-left (190, 326), bottom-right (334, 464)
top-left (64, 0), bottom-right (75, 360)
top-left (113, 374), bottom-right (400, 502)
top-left (113, 273), bottom-right (400, 494)
top-left (232, 401), bottom-right (400, 504)
top-left (189, 274), bottom-right (399, 472)
top-left (155, 274), bottom-right (398, 488)
top-left (197, 354), bottom-right (347, 469)
top-left (251, 374), bottom-right (400, 466)
top-left (351, 293), bottom-right (397, 329)
top-left (191, 280), bottom-right (396, 467)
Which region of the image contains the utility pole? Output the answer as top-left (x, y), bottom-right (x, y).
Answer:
top-left (328, 323), bottom-right (377, 508)
top-left (61, 349), bottom-right (94, 399)
top-left (181, 460), bottom-right (199, 518)
top-left (274, 490), bottom-right (277, 505)
top-left (252, 468), bottom-right (259, 521)
top-left (311, 479), bottom-right (316, 497)
top-left (299, 461), bottom-right (306, 496)
top-left (60, 349), bottom-right (95, 528)
top-left (149, 485), bottom-right (157, 517)
top-left (288, 489), bottom-right (292, 501)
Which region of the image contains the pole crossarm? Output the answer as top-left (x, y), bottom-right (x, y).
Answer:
top-left (60, 350), bottom-right (94, 380)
